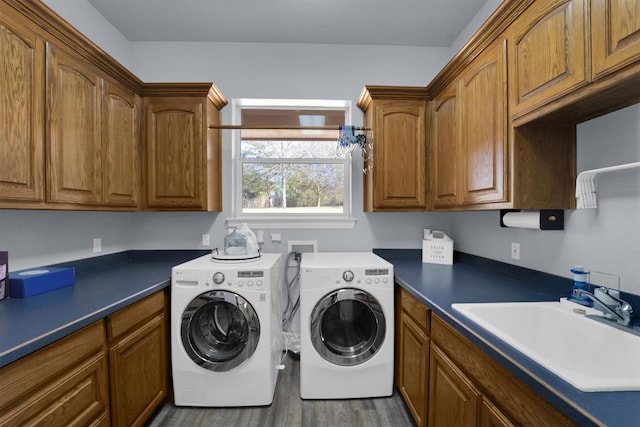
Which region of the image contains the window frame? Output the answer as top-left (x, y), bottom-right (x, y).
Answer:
top-left (228, 98), bottom-right (356, 230)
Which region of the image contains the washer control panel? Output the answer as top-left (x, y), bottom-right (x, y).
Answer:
top-left (203, 270), bottom-right (266, 289)
top-left (336, 267), bottom-right (392, 287)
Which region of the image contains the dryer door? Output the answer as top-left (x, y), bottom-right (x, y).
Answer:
top-left (181, 290), bottom-right (260, 371)
top-left (310, 288), bottom-right (385, 366)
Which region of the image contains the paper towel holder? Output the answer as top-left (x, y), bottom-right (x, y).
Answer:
top-left (499, 209), bottom-right (564, 230)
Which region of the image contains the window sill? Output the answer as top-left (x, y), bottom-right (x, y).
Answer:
top-left (226, 216), bottom-right (357, 230)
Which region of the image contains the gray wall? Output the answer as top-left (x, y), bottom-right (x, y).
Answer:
top-left (449, 105), bottom-right (640, 293)
top-left (2, 0), bottom-right (638, 296)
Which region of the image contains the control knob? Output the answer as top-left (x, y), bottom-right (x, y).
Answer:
top-left (212, 272), bottom-right (225, 285)
top-left (342, 270), bottom-right (354, 282)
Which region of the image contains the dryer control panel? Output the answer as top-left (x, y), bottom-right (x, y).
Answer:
top-left (202, 269), bottom-right (267, 290)
top-left (336, 268), bottom-right (392, 287)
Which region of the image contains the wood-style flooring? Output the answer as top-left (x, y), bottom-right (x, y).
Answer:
top-left (148, 354), bottom-right (415, 427)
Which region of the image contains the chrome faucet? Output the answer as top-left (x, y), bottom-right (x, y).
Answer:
top-left (573, 287), bottom-right (634, 327)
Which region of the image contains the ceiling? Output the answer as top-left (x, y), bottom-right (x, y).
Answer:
top-left (87, 0), bottom-right (488, 47)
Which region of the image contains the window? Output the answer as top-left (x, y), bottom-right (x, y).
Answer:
top-left (230, 99), bottom-right (355, 229)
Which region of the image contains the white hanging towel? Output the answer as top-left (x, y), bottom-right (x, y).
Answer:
top-left (575, 161), bottom-right (640, 209)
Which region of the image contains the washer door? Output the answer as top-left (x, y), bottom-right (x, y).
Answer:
top-left (181, 290), bottom-right (260, 372)
top-left (310, 288), bottom-right (385, 366)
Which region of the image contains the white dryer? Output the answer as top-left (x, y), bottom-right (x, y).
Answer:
top-left (171, 253), bottom-right (282, 406)
top-left (299, 252), bottom-right (394, 399)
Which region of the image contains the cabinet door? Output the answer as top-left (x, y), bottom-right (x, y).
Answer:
top-left (372, 100), bottom-right (427, 210)
top-left (107, 291), bottom-right (168, 427)
top-left (480, 397), bottom-right (515, 427)
top-left (428, 345), bottom-right (481, 427)
top-left (102, 80), bottom-right (140, 207)
top-left (0, 18), bottom-right (45, 203)
top-left (430, 83), bottom-right (460, 208)
top-left (145, 98), bottom-right (206, 209)
top-left (459, 40), bottom-right (508, 205)
top-left (47, 43), bottom-right (102, 205)
top-left (592, 0), bottom-right (640, 78)
top-left (397, 312), bottom-right (430, 427)
top-left (109, 314), bottom-right (167, 427)
top-left (0, 321), bottom-right (110, 427)
top-left (508, 0), bottom-right (589, 117)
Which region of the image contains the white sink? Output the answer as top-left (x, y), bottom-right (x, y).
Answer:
top-left (451, 300), bottom-right (640, 392)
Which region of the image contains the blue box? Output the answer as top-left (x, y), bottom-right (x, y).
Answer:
top-left (9, 267), bottom-right (75, 298)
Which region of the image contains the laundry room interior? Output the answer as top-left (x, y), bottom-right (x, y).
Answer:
top-left (1, 0), bottom-right (640, 426)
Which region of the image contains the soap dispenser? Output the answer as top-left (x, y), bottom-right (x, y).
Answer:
top-left (567, 265), bottom-right (592, 307)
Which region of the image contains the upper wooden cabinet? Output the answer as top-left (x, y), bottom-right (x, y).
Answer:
top-left (102, 79), bottom-right (141, 208)
top-left (507, 0), bottom-right (589, 118)
top-left (47, 43), bottom-right (103, 205)
top-left (3, 1), bottom-right (237, 212)
top-left (430, 82), bottom-right (460, 209)
top-left (358, 87), bottom-right (429, 211)
top-left (1, 1), bottom-right (145, 211)
top-left (0, 15), bottom-right (45, 204)
top-left (431, 40), bottom-right (508, 210)
top-left (143, 84), bottom-right (227, 211)
top-left (591, 0), bottom-right (640, 78)
top-left (459, 40), bottom-right (508, 206)
top-left (47, 46), bottom-right (141, 209)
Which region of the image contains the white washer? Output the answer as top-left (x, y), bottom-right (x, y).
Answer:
top-left (299, 252), bottom-right (394, 399)
top-left (171, 253), bottom-right (282, 406)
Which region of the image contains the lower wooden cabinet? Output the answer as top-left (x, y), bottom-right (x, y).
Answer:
top-left (0, 321), bottom-right (110, 427)
top-left (395, 286), bottom-right (577, 427)
top-left (428, 344), bottom-right (481, 427)
top-left (481, 396), bottom-right (516, 427)
top-left (429, 342), bottom-right (517, 427)
top-left (395, 287), bottom-right (430, 427)
top-left (107, 291), bottom-right (168, 427)
top-left (430, 314), bottom-right (575, 426)
top-left (0, 290), bottom-right (168, 427)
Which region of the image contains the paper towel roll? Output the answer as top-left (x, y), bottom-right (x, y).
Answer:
top-left (501, 211), bottom-right (540, 229)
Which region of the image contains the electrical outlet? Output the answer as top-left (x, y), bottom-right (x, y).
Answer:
top-left (511, 242), bottom-right (520, 260)
top-left (288, 240), bottom-right (318, 254)
top-left (93, 238), bottom-right (102, 253)
top-left (201, 234), bottom-right (210, 246)
top-left (287, 241), bottom-right (317, 265)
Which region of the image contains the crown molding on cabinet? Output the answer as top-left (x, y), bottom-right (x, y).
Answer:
top-left (357, 86), bottom-right (429, 111)
top-left (426, 0), bottom-right (534, 97)
top-left (4, 0), bottom-right (143, 94)
top-left (142, 82), bottom-right (228, 109)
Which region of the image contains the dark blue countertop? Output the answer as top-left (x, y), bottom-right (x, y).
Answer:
top-left (0, 250), bottom-right (207, 367)
top-left (375, 249), bottom-right (640, 427)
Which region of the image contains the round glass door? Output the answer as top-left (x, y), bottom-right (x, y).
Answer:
top-left (310, 288), bottom-right (385, 366)
top-left (181, 290), bottom-right (260, 371)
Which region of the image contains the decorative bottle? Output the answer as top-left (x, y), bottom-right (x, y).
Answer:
top-left (567, 265), bottom-right (592, 307)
